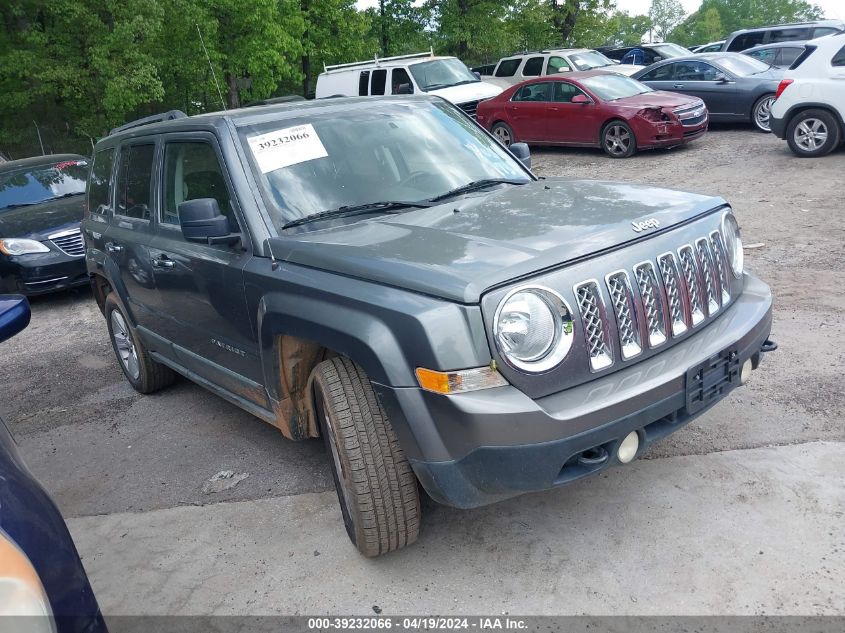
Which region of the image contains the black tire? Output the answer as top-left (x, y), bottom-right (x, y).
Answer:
top-left (786, 109), bottom-right (841, 158)
top-left (601, 120), bottom-right (637, 158)
top-left (751, 93), bottom-right (776, 133)
top-left (313, 357), bottom-right (420, 557)
top-left (104, 295), bottom-right (175, 394)
top-left (491, 121), bottom-right (514, 147)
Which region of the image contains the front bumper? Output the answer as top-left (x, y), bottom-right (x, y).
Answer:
top-left (376, 273), bottom-right (772, 508)
top-left (0, 251), bottom-right (88, 296)
top-left (640, 121), bottom-right (708, 149)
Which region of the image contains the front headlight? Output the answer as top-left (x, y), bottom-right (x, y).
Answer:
top-left (0, 239), bottom-right (50, 256)
top-left (0, 529), bottom-right (55, 631)
top-left (720, 211), bottom-right (743, 278)
top-left (494, 287), bottom-right (574, 373)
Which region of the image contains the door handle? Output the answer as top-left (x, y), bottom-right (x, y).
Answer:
top-left (673, 84), bottom-right (685, 89)
top-left (105, 243), bottom-right (123, 253)
top-left (151, 256), bottom-right (175, 269)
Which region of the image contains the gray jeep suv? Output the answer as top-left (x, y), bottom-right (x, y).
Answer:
top-left (83, 96), bottom-right (773, 557)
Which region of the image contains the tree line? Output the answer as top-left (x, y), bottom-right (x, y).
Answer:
top-left (0, 0), bottom-right (822, 159)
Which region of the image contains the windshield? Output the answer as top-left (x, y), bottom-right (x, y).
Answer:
top-left (0, 158), bottom-right (89, 211)
top-left (653, 43), bottom-right (692, 58)
top-left (408, 58), bottom-right (479, 91)
top-left (716, 54), bottom-right (770, 75)
top-left (238, 101), bottom-right (530, 230)
top-left (580, 74), bottom-right (653, 100)
top-left (569, 50), bottom-right (617, 70)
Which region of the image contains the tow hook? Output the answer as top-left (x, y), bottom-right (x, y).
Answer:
top-left (761, 339), bottom-right (778, 353)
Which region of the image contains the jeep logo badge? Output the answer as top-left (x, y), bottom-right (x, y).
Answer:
top-left (632, 218), bottom-right (660, 233)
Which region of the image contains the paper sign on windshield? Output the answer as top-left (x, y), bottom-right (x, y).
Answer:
top-left (247, 124), bottom-right (328, 173)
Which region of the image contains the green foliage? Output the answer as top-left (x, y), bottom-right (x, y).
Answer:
top-left (649, 0), bottom-right (685, 41)
top-left (600, 11), bottom-right (654, 47)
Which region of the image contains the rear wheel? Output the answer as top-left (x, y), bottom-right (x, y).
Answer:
top-left (491, 121), bottom-right (514, 147)
top-left (105, 295), bottom-right (175, 393)
top-left (313, 357), bottom-right (420, 557)
top-left (602, 121), bottom-right (637, 158)
top-left (752, 94), bottom-right (776, 132)
top-left (786, 109), bottom-right (840, 157)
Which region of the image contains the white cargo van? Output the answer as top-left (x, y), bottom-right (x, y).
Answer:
top-left (315, 51), bottom-right (502, 118)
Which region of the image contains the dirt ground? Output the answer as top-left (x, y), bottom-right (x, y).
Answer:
top-left (1, 124), bottom-right (843, 615)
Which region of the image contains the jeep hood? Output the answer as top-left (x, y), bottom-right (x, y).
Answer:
top-left (270, 179), bottom-right (726, 303)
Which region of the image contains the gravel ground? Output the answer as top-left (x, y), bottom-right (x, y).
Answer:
top-left (0, 124), bottom-right (843, 616)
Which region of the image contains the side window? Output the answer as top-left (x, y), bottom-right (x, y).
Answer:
top-left (778, 47), bottom-right (803, 67)
top-left (88, 147), bottom-right (115, 215)
top-left (832, 44), bottom-right (845, 67)
top-left (640, 63), bottom-right (674, 81)
top-left (161, 142), bottom-right (237, 231)
top-left (371, 69), bottom-right (387, 95)
top-left (547, 56), bottom-right (571, 74)
top-left (358, 71), bottom-right (370, 96)
top-left (522, 56), bottom-right (544, 76)
top-left (115, 144), bottom-right (154, 220)
top-left (512, 82), bottom-right (551, 102)
top-left (769, 28), bottom-right (810, 43)
top-left (391, 68), bottom-right (413, 94)
top-left (748, 48), bottom-right (776, 65)
top-left (814, 27), bottom-right (840, 38)
top-left (495, 59), bottom-right (521, 77)
top-left (729, 32), bottom-right (764, 51)
top-left (673, 61), bottom-right (719, 81)
top-left (552, 82), bottom-right (585, 103)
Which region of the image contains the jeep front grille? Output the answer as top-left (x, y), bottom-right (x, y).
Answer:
top-left (572, 231), bottom-right (734, 372)
top-left (48, 228), bottom-right (85, 257)
top-left (574, 281), bottom-right (613, 371)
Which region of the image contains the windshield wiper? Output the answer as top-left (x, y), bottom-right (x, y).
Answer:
top-left (1, 202), bottom-right (39, 210)
top-left (427, 178), bottom-right (528, 203)
top-left (282, 200), bottom-right (432, 230)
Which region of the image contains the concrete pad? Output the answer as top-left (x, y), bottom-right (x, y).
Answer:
top-left (68, 441), bottom-right (845, 616)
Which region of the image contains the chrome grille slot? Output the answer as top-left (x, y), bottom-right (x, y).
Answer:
top-left (709, 231), bottom-right (731, 304)
top-left (458, 100), bottom-right (480, 119)
top-left (49, 229), bottom-right (85, 257)
top-left (574, 281), bottom-right (613, 371)
top-left (678, 245), bottom-right (705, 326)
top-left (605, 271), bottom-right (641, 360)
top-left (657, 253), bottom-right (688, 337)
top-left (634, 262), bottom-right (667, 348)
top-left (695, 238), bottom-right (720, 315)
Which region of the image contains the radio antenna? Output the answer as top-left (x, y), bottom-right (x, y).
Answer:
top-left (197, 23), bottom-right (227, 111)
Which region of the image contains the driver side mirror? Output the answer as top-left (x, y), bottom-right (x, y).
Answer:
top-left (0, 295), bottom-right (31, 344)
top-left (715, 72), bottom-right (730, 83)
top-left (178, 198), bottom-right (240, 246)
top-left (571, 94), bottom-right (591, 105)
top-left (509, 142), bottom-right (531, 169)
top-left (473, 71), bottom-right (481, 80)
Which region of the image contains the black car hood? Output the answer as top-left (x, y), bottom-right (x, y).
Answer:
top-left (270, 178), bottom-right (727, 303)
top-left (0, 195), bottom-right (85, 240)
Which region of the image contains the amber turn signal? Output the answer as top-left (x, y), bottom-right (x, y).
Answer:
top-left (415, 366), bottom-right (508, 395)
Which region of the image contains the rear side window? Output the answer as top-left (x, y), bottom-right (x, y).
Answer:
top-left (371, 69), bottom-right (387, 95)
top-left (161, 142), bottom-right (237, 230)
top-left (88, 148), bottom-right (115, 215)
top-left (495, 59), bottom-right (521, 77)
top-left (639, 63), bottom-right (674, 81)
top-left (833, 44), bottom-right (845, 67)
top-left (523, 56), bottom-right (544, 76)
top-left (728, 32), bottom-right (764, 51)
top-left (778, 47), bottom-right (803, 67)
top-left (814, 27), bottom-right (841, 38)
top-left (358, 71), bottom-right (370, 96)
top-left (747, 48), bottom-right (776, 64)
top-left (115, 144), bottom-right (154, 220)
top-left (769, 27), bottom-right (811, 43)
top-left (512, 82), bottom-right (551, 102)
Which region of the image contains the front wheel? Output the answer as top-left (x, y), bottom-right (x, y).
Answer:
top-left (786, 109), bottom-right (841, 157)
top-left (491, 121), bottom-right (514, 147)
top-left (313, 357), bottom-right (420, 557)
top-left (752, 94), bottom-right (776, 132)
top-left (602, 121), bottom-right (637, 158)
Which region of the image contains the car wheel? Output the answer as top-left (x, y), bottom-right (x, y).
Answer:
top-left (786, 109), bottom-right (841, 157)
top-left (105, 295), bottom-right (175, 393)
top-left (492, 122), bottom-right (514, 147)
top-left (752, 94), bottom-right (776, 132)
top-left (602, 121), bottom-right (637, 158)
top-left (312, 357), bottom-right (420, 557)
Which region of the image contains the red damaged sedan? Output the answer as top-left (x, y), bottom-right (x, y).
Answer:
top-left (476, 70), bottom-right (708, 158)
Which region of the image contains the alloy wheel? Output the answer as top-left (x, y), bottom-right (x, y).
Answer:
top-left (605, 125), bottom-right (631, 156)
top-left (754, 97), bottom-right (775, 131)
top-left (794, 118), bottom-right (828, 152)
top-left (110, 310), bottom-right (140, 380)
top-left (494, 125), bottom-right (512, 146)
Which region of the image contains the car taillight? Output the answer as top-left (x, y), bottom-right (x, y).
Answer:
top-left (775, 79), bottom-right (794, 100)
top-left (637, 108), bottom-right (669, 123)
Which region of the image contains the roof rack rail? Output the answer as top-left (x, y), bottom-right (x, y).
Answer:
top-left (110, 110), bottom-right (188, 136)
top-left (244, 95), bottom-right (307, 107)
top-left (324, 49), bottom-right (434, 72)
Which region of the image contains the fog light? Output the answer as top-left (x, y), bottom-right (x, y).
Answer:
top-left (740, 359), bottom-right (753, 385)
top-left (617, 431), bottom-right (640, 464)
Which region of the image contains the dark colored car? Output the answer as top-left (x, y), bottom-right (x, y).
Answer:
top-left (476, 71), bottom-right (708, 158)
top-left (0, 295), bottom-right (107, 631)
top-left (632, 53), bottom-right (784, 132)
top-left (84, 97), bottom-right (773, 557)
top-left (722, 20), bottom-right (845, 52)
top-left (601, 43), bottom-right (692, 66)
top-left (0, 155), bottom-right (90, 295)
top-left (743, 42), bottom-right (806, 69)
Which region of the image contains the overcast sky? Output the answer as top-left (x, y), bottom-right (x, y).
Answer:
top-left (355, 0), bottom-right (844, 20)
